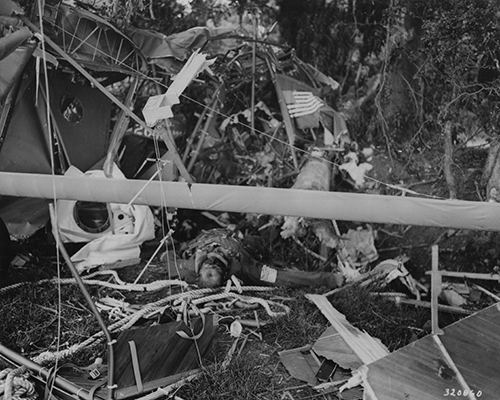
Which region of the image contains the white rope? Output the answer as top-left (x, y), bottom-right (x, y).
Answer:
top-left (0, 368), bottom-right (37, 400)
top-left (191, 291), bottom-right (290, 318)
top-left (30, 285), bottom-right (279, 364)
top-left (0, 277), bottom-right (187, 293)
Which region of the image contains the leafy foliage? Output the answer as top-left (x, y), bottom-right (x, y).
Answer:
top-left (277, 0), bottom-right (390, 84)
top-left (416, 0), bottom-right (500, 131)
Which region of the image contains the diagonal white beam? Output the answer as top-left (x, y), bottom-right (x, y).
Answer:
top-left (2, 172), bottom-right (500, 231)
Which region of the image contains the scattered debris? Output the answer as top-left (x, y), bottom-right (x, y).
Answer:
top-left (339, 152), bottom-right (373, 189)
top-left (341, 226), bottom-right (378, 267)
top-left (278, 295), bottom-right (388, 399)
top-left (312, 327), bottom-right (362, 371)
top-left (325, 257), bottom-right (421, 299)
top-left (0, 1), bottom-right (499, 399)
top-left (305, 294), bottom-right (389, 365)
top-left (279, 345), bottom-right (320, 386)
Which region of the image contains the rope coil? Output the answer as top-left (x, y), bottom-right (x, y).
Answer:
top-left (30, 285), bottom-right (281, 365)
top-left (0, 367), bottom-right (37, 400)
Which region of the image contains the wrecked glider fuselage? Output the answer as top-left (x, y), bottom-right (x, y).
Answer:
top-left (0, 0), bottom-right (219, 238)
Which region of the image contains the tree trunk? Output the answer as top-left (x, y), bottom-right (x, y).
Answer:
top-left (482, 140), bottom-right (500, 201)
top-left (443, 121), bottom-right (457, 199)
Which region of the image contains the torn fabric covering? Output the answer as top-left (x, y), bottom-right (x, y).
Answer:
top-left (129, 26), bottom-right (229, 74)
top-left (0, 197), bottom-right (49, 239)
top-left (56, 166), bottom-right (155, 272)
top-left (0, 0), bottom-right (22, 17)
top-left (129, 27), bottom-right (212, 61)
top-left (0, 28), bottom-right (31, 61)
top-left (47, 71), bottom-right (112, 171)
top-left (320, 105), bottom-right (349, 145)
top-left (0, 40), bottom-right (35, 104)
top-left (0, 78), bottom-right (52, 174)
top-left (279, 329), bottom-right (366, 399)
top-left (0, 28), bottom-right (34, 103)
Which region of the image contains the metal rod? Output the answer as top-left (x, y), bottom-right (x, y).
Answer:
top-left (181, 85), bottom-right (222, 163)
top-left (48, 204), bottom-right (115, 400)
top-left (186, 96), bottom-right (220, 173)
top-left (425, 270), bottom-right (500, 282)
top-left (156, 125), bottom-right (193, 183)
top-left (0, 344), bottom-right (103, 400)
top-left (104, 77), bottom-right (139, 177)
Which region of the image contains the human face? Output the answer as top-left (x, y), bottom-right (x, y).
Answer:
top-left (198, 264), bottom-right (223, 288)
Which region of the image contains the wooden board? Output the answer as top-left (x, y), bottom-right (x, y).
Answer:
top-left (312, 326), bottom-right (362, 371)
top-left (366, 303), bottom-right (500, 399)
top-left (113, 315), bottom-right (216, 399)
top-left (278, 346), bottom-right (320, 385)
top-left (306, 294), bottom-right (389, 365)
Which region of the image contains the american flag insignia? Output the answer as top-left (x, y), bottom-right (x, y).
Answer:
top-left (284, 91), bottom-right (324, 118)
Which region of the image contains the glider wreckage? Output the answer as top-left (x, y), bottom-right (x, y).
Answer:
top-left (0, 1), bottom-right (499, 400)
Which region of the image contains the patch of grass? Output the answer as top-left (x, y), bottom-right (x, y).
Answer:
top-left (261, 289), bottom-right (326, 350)
top-left (0, 282), bottom-right (105, 363)
top-left (178, 350), bottom-right (296, 400)
top-left (330, 286), bottom-right (460, 351)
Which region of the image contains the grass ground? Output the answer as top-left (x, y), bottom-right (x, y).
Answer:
top-left (1, 220), bottom-right (498, 399)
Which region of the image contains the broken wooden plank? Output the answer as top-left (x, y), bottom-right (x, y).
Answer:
top-left (426, 270), bottom-right (500, 282)
top-left (472, 284), bottom-right (500, 302)
top-left (386, 297), bottom-right (472, 315)
top-left (305, 294), bottom-right (389, 365)
top-left (278, 345), bottom-right (320, 386)
top-left (431, 245), bottom-right (443, 334)
top-left (312, 326), bottom-right (362, 370)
